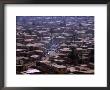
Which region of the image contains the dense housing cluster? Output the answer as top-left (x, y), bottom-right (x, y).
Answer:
top-left (16, 16), bottom-right (94, 74)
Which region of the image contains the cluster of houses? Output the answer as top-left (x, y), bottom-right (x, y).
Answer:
top-left (16, 16), bottom-right (94, 74)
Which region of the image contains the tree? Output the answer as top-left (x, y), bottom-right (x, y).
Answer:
top-left (67, 47), bottom-right (79, 65)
